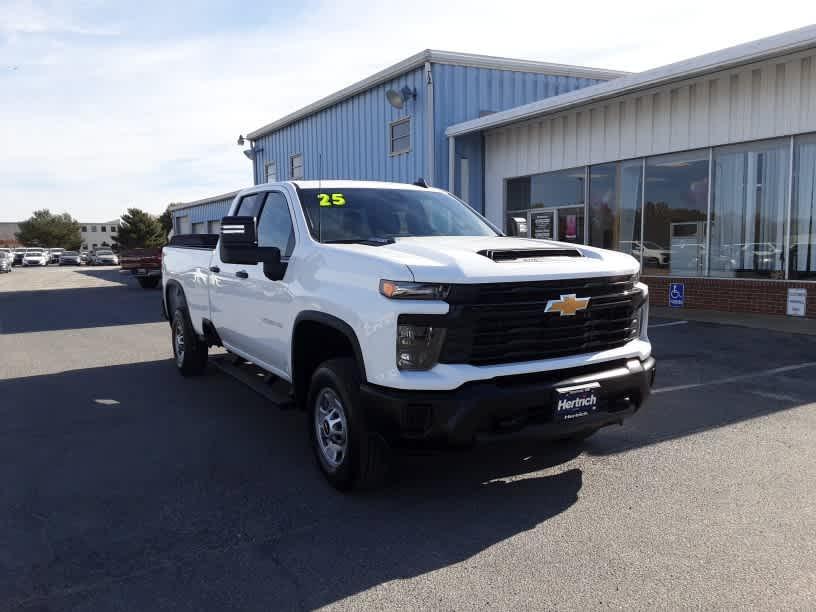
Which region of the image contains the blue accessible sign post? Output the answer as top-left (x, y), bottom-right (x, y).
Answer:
top-left (669, 283), bottom-right (685, 308)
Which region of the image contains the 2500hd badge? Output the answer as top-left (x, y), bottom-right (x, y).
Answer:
top-left (162, 180), bottom-right (656, 490)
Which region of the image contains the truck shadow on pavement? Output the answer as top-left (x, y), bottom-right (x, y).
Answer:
top-left (0, 285), bottom-right (163, 333)
top-left (2, 359), bottom-right (582, 611)
top-left (75, 267), bottom-right (137, 286)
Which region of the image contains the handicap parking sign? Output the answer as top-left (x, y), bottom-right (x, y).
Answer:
top-left (669, 283), bottom-right (684, 307)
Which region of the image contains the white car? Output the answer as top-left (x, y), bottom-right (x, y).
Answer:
top-left (162, 181), bottom-right (655, 490)
top-left (91, 249), bottom-right (119, 265)
top-left (22, 249), bottom-right (49, 266)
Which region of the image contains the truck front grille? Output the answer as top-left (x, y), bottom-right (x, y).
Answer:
top-left (437, 275), bottom-right (642, 366)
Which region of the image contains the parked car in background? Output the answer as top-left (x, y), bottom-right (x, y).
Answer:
top-left (0, 251), bottom-right (12, 273)
top-left (59, 251), bottom-right (83, 266)
top-left (91, 249), bottom-right (119, 266)
top-left (13, 249), bottom-right (26, 266)
top-left (22, 249), bottom-right (49, 266)
top-left (48, 248), bottom-right (65, 264)
top-left (79, 251), bottom-right (90, 264)
top-left (120, 247), bottom-right (162, 288)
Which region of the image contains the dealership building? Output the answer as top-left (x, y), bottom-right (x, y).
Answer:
top-left (174, 26), bottom-right (816, 318)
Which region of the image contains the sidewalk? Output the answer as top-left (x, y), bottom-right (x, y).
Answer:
top-left (651, 306), bottom-right (816, 336)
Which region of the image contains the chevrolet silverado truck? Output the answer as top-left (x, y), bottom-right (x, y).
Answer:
top-left (162, 180), bottom-right (655, 490)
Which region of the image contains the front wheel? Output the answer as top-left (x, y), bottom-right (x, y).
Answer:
top-left (171, 307), bottom-right (208, 376)
top-left (137, 276), bottom-right (160, 289)
top-left (308, 358), bottom-right (390, 491)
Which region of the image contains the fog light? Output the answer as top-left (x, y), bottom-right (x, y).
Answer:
top-left (396, 324), bottom-right (446, 371)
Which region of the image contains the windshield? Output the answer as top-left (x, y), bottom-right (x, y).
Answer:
top-left (297, 187), bottom-right (498, 243)
top-left (97, 250), bottom-right (113, 255)
top-left (27, 250), bottom-right (43, 255)
top-left (63, 251), bottom-right (78, 256)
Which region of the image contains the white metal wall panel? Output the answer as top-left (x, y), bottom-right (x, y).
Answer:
top-left (484, 49), bottom-right (816, 224)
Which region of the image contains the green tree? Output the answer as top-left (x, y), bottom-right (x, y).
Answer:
top-left (113, 208), bottom-right (165, 249)
top-left (158, 205), bottom-right (175, 237)
top-left (16, 210), bottom-right (81, 249)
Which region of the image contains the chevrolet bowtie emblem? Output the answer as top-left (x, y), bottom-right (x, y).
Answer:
top-left (545, 294), bottom-right (590, 316)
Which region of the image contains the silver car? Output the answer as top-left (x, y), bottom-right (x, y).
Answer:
top-left (0, 252), bottom-right (11, 273)
top-left (59, 251), bottom-right (83, 266)
top-left (92, 249), bottom-right (119, 266)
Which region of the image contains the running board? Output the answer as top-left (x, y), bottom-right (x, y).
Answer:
top-left (212, 354), bottom-right (295, 410)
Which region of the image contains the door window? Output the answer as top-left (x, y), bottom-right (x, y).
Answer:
top-left (257, 192), bottom-right (295, 256)
top-left (236, 193), bottom-right (264, 218)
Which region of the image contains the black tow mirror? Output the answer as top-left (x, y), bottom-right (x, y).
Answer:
top-left (220, 216), bottom-right (257, 264)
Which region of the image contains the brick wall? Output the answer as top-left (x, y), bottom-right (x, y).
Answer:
top-left (643, 276), bottom-right (816, 319)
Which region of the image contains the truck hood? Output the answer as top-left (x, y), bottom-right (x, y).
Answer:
top-left (377, 236), bottom-right (640, 283)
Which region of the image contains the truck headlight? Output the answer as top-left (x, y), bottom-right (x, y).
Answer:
top-left (396, 324), bottom-right (446, 370)
top-left (380, 280), bottom-right (450, 300)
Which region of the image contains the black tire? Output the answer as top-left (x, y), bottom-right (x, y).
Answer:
top-left (137, 276), bottom-right (160, 289)
top-left (307, 357), bottom-right (390, 491)
top-left (171, 307), bottom-right (208, 376)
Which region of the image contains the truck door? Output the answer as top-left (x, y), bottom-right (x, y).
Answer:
top-left (239, 190), bottom-right (298, 377)
top-left (209, 192), bottom-right (265, 352)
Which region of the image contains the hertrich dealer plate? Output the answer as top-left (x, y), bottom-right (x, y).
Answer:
top-left (554, 382), bottom-right (600, 421)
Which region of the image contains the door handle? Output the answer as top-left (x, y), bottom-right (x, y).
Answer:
top-left (209, 265), bottom-right (220, 273)
top-left (235, 270), bottom-right (249, 279)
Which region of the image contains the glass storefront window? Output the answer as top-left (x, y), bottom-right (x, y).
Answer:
top-left (711, 139), bottom-right (789, 279)
top-left (643, 151), bottom-right (709, 276)
top-left (531, 168), bottom-right (585, 208)
top-left (588, 160), bottom-right (643, 258)
top-left (791, 135), bottom-right (816, 279)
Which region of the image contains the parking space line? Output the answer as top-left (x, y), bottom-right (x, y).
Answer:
top-left (649, 320), bottom-right (688, 329)
top-left (654, 362), bottom-right (816, 394)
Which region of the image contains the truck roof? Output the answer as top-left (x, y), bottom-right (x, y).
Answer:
top-left (251, 180), bottom-right (440, 193)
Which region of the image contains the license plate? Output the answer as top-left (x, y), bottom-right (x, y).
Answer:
top-left (554, 382), bottom-right (600, 421)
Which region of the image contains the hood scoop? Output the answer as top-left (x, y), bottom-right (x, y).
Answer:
top-left (478, 248), bottom-right (583, 262)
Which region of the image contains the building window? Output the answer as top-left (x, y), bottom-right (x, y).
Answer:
top-left (192, 222), bottom-right (206, 234)
top-left (643, 151), bottom-right (709, 276)
top-left (791, 134), bottom-right (816, 279)
top-left (390, 118), bottom-right (411, 155)
top-left (265, 160), bottom-right (278, 182)
top-left (91, 225), bottom-right (97, 232)
top-left (208, 220), bottom-right (221, 234)
top-left (711, 139), bottom-right (789, 279)
top-left (588, 160), bottom-right (643, 258)
top-left (507, 167), bottom-right (585, 212)
top-left (101, 225), bottom-right (106, 232)
top-left (81, 226), bottom-right (87, 232)
top-left (110, 226), bottom-right (117, 233)
top-left (289, 154), bottom-right (304, 179)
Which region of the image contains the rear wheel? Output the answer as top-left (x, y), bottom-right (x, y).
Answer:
top-left (137, 276), bottom-right (160, 289)
top-left (171, 307), bottom-right (208, 376)
top-left (308, 358), bottom-right (390, 491)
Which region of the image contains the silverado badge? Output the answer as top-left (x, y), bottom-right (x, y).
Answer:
top-left (545, 294), bottom-right (590, 316)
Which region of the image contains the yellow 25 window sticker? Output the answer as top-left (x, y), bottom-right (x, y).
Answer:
top-left (317, 193), bottom-right (346, 207)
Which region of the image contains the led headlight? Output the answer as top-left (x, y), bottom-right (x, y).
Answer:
top-left (380, 280), bottom-right (450, 300)
top-left (396, 324), bottom-right (446, 370)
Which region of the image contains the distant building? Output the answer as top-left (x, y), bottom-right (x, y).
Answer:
top-left (0, 222), bottom-right (21, 246)
top-left (80, 220), bottom-right (120, 250)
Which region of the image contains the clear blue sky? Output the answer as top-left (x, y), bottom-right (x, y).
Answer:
top-left (0, 0), bottom-right (810, 221)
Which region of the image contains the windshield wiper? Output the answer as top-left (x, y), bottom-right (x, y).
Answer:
top-left (323, 237), bottom-right (395, 246)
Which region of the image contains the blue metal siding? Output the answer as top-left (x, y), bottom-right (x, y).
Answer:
top-left (172, 196), bottom-right (234, 227)
top-left (432, 64), bottom-right (605, 213)
top-left (253, 67), bottom-right (427, 186)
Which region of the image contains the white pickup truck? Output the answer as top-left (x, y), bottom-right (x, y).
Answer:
top-left (162, 180), bottom-right (655, 489)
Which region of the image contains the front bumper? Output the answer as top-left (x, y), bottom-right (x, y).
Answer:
top-left (361, 357), bottom-right (655, 443)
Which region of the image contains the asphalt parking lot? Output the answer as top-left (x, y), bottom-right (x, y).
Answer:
top-left (1, 265), bottom-right (815, 610)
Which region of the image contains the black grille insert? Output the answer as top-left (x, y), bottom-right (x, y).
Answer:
top-left (435, 276), bottom-right (642, 366)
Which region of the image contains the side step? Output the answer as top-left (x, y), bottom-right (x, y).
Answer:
top-left (211, 354), bottom-right (295, 410)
